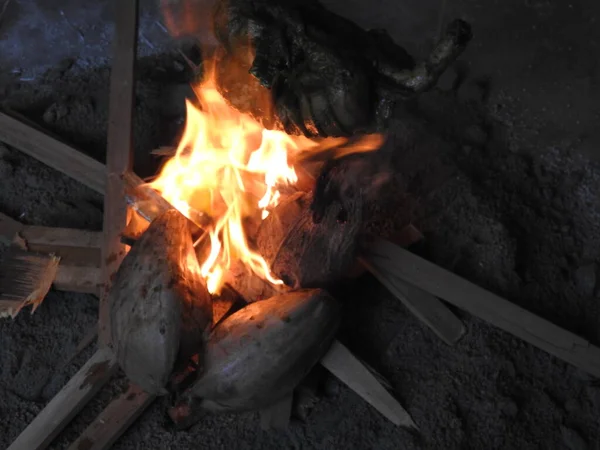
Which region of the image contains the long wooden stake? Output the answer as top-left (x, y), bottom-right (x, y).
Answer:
top-left (99, 0), bottom-right (139, 347)
top-left (67, 385), bottom-right (154, 450)
top-left (0, 111), bottom-right (105, 194)
top-left (320, 340), bottom-right (416, 429)
top-left (360, 256), bottom-right (465, 345)
top-left (7, 348), bottom-right (118, 450)
top-left (366, 237), bottom-right (600, 377)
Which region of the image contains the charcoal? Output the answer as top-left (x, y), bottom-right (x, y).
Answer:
top-left (211, 0), bottom-right (472, 138)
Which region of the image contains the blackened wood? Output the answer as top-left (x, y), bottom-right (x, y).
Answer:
top-left (256, 191), bottom-right (361, 290)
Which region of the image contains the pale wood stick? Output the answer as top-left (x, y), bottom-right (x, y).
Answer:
top-left (0, 212), bottom-right (22, 245)
top-left (0, 111), bottom-right (105, 194)
top-left (99, 0), bottom-right (139, 346)
top-left (359, 256), bottom-right (465, 345)
top-left (67, 384), bottom-right (154, 450)
top-left (19, 226), bottom-right (102, 266)
top-left (366, 237), bottom-right (600, 377)
top-left (320, 340), bottom-right (417, 429)
top-left (7, 348), bottom-right (118, 450)
top-left (54, 266), bottom-right (101, 295)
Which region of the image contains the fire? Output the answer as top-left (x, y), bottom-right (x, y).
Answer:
top-left (149, 58), bottom-right (382, 295)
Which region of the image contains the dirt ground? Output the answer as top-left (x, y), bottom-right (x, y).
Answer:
top-left (1, 0), bottom-right (600, 449)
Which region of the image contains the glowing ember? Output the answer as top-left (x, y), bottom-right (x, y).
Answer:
top-left (149, 61), bottom-right (381, 295)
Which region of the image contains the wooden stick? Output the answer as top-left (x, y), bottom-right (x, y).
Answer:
top-left (7, 348), bottom-right (118, 450)
top-left (99, 0), bottom-right (139, 346)
top-left (0, 111), bottom-right (105, 194)
top-left (359, 256), bottom-right (465, 345)
top-left (0, 299), bottom-right (21, 318)
top-left (20, 226), bottom-right (102, 266)
top-left (67, 384), bottom-right (154, 450)
top-left (259, 395), bottom-right (293, 430)
top-left (54, 265), bottom-right (101, 295)
top-left (320, 340), bottom-right (417, 429)
top-left (366, 237), bottom-right (600, 377)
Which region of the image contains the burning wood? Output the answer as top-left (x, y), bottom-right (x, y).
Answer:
top-left (169, 288), bottom-right (340, 426)
top-left (109, 209), bottom-right (212, 395)
top-left (256, 191), bottom-right (362, 289)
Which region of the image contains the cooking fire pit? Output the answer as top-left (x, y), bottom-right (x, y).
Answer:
top-left (107, 0), bottom-right (473, 428)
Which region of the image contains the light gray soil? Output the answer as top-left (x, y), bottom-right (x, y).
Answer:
top-left (1, 0), bottom-right (599, 449)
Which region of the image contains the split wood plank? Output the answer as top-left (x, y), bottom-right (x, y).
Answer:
top-left (320, 340), bottom-right (417, 429)
top-left (359, 256), bottom-right (465, 345)
top-left (259, 395), bottom-right (293, 430)
top-left (99, 0), bottom-right (139, 346)
top-left (0, 111), bottom-right (105, 194)
top-left (67, 384), bottom-right (155, 450)
top-left (54, 265), bottom-right (101, 295)
top-left (366, 237), bottom-right (600, 377)
top-left (7, 347), bottom-right (118, 450)
top-left (0, 213), bottom-right (102, 266)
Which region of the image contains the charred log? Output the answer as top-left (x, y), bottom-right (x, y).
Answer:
top-left (109, 209), bottom-right (213, 395)
top-left (256, 190), bottom-right (362, 289)
top-left (211, 0), bottom-right (472, 137)
top-left (170, 288), bottom-right (340, 424)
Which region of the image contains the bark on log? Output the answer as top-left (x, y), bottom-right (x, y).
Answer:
top-left (169, 288), bottom-right (340, 425)
top-left (256, 191), bottom-right (362, 289)
top-left (109, 209), bottom-right (213, 395)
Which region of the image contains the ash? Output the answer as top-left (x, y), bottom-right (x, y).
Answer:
top-left (1, 0), bottom-right (599, 449)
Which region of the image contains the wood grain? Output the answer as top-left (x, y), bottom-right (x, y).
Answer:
top-left (320, 340), bottom-right (417, 429)
top-left (0, 111), bottom-right (105, 194)
top-left (67, 384), bottom-right (154, 450)
top-left (359, 256), bottom-right (465, 345)
top-left (366, 237), bottom-right (600, 377)
top-left (99, 0), bottom-right (139, 346)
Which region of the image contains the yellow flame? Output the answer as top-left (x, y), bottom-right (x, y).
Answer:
top-left (150, 58), bottom-right (382, 295)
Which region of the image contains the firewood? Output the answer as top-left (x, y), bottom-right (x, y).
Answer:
top-left (256, 191), bottom-right (362, 289)
top-left (222, 259), bottom-right (290, 303)
top-left (110, 209), bottom-right (212, 395)
top-left (169, 288), bottom-right (340, 425)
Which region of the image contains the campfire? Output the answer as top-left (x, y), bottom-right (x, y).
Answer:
top-left (110, 0), bottom-right (472, 427)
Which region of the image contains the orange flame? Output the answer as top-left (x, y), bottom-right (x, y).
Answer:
top-left (150, 52), bottom-right (382, 296)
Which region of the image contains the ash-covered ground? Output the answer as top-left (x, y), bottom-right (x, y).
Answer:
top-left (1, 0), bottom-right (599, 449)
